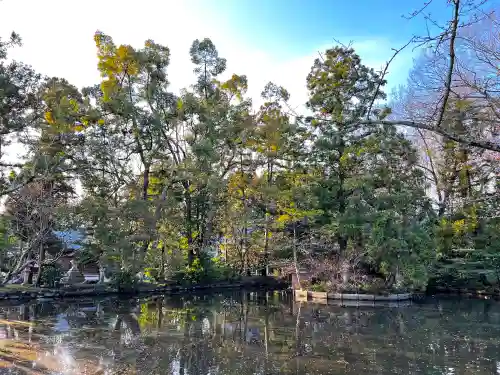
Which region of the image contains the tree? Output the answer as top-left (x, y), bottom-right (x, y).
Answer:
top-left (2, 7), bottom-right (499, 292)
top-left (252, 82), bottom-right (304, 275)
top-left (306, 46), bottom-right (434, 288)
top-left (0, 32), bottom-right (45, 197)
top-left (390, 7), bottom-right (500, 289)
top-left (2, 176), bottom-right (72, 285)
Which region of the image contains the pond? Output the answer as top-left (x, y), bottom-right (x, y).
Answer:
top-left (1, 291), bottom-right (500, 374)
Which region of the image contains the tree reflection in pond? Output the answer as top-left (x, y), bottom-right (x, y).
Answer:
top-left (1, 293), bottom-right (500, 374)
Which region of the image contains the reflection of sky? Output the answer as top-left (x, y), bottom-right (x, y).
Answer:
top-left (4, 295), bottom-right (500, 375)
top-left (54, 314), bottom-right (70, 332)
top-left (0, 307), bottom-right (131, 375)
top-left (171, 358), bottom-right (181, 375)
top-left (202, 317), bottom-right (210, 335)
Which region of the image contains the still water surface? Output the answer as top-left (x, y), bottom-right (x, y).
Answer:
top-left (1, 291), bottom-right (500, 374)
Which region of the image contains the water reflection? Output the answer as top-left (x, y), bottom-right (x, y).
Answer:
top-left (0, 293), bottom-right (500, 374)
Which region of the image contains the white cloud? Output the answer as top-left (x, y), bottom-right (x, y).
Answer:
top-left (0, 0), bottom-right (418, 204)
top-left (0, 0), bottom-right (414, 112)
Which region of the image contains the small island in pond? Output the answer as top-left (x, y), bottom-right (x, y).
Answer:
top-left (1, 8), bottom-right (499, 300)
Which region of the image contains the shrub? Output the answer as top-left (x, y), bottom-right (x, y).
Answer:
top-left (144, 267), bottom-right (160, 282)
top-left (110, 268), bottom-right (138, 292)
top-left (208, 256), bottom-right (240, 282)
top-left (172, 258), bottom-right (205, 284)
top-left (172, 255), bottom-right (240, 285)
top-left (40, 263), bottom-right (63, 288)
top-left (310, 282), bottom-right (328, 292)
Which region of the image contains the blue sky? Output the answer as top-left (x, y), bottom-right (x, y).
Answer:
top-left (0, 0), bottom-right (487, 113)
top-left (192, 0), bottom-right (451, 56)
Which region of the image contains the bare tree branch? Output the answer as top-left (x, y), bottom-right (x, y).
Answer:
top-left (357, 119), bottom-right (500, 152)
top-left (436, 0), bottom-right (461, 129)
top-left (367, 37), bottom-right (415, 120)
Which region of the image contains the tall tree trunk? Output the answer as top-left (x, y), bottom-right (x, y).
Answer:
top-left (239, 236), bottom-right (244, 274)
top-left (185, 188), bottom-right (195, 266)
top-left (241, 182), bottom-right (249, 276)
top-left (201, 203), bottom-right (216, 254)
top-left (149, 183), bottom-right (169, 259)
top-left (293, 222), bottom-right (301, 289)
top-left (337, 142), bottom-right (348, 256)
top-left (139, 164), bottom-right (152, 255)
top-left (439, 163), bottom-right (460, 217)
top-left (262, 223), bottom-right (270, 276)
top-left (262, 160), bottom-right (273, 276)
top-left (142, 164), bottom-right (150, 201)
top-left (243, 225), bottom-right (249, 276)
top-left (34, 242), bottom-right (45, 287)
top-left (160, 244), bottom-right (165, 281)
top-left (224, 237), bottom-right (228, 263)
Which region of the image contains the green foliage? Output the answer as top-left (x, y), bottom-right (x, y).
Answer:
top-left (1, 27), bottom-right (499, 295)
top-left (172, 254), bottom-right (240, 285)
top-left (309, 282), bottom-right (327, 292)
top-left (111, 269), bottom-right (138, 292)
top-left (40, 263), bottom-right (63, 288)
top-left (174, 258), bottom-right (205, 284)
top-left (144, 267), bottom-right (160, 281)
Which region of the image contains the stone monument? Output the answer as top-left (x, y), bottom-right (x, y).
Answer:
top-left (98, 264), bottom-right (106, 284)
top-left (60, 260), bottom-right (85, 285)
top-left (21, 260), bottom-right (36, 285)
top-left (22, 267), bottom-right (31, 285)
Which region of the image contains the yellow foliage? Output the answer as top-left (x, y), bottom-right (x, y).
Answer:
top-left (177, 98), bottom-right (184, 111)
top-left (452, 219), bottom-right (466, 235)
top-left (444, 140), bottom-right (456, 150)
top-left (220, 74), bottom-right (248, 100)
top-left (94, 32), bottom-right (141, 102)
top-left (468, 205), bottom-right (479, 231)
top-left (356, 147), bottom-right (366, 156)
top-left (117, 45), bottom-right (131, 60)
top-left (44, 111), bottom-right (55, 124)
top-left (339, 153), bottom-right (349, 165)
top-left (179, 236), bottom-right (189, 250)
top-left (100, 78), bottom-right (118, 102)
top-left (277, 214), bottom-right (291, 223)
top-left (69, 99), bottom-right (79, 112)
top-left (440, 217), bottom-right (447, 227)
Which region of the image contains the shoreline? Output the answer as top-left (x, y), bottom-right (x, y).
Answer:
top-left (424, 286), bottom-right (500, 299)
top-left (293, 287), bottom-right (500, 304)
top-left (0, 276), bottom-right (288, 302)
top-left (294, 289), bottom-right (413, 302)
top-left (1, 279), bottom-right (499, 304)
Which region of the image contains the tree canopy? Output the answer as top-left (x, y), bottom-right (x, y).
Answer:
top-left (0, 0), bottom-right (499, 292)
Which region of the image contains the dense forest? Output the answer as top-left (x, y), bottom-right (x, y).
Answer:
top-left (0, 0), bottom-right (499, 293)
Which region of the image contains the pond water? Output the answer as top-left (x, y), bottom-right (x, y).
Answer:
top-left (1, 291), bottom-right (500, 374)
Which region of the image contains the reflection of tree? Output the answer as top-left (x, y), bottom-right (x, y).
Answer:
top-left (294, 302), bottom-right (303, 375)
top-left (3, 295), bottom-right (500, 374)
top-left (113, 313), bottom-right (141, 334)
